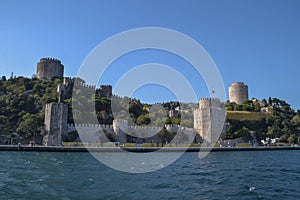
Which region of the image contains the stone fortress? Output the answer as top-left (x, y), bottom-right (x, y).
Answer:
top-left (39, 57), bottom-right (249, 146)
top-left (36, 58), bottom-right (64, 80)
top-left (38, 58), bottom-right (174, 146)
top-left (229, 82), bottom-right (248, 104)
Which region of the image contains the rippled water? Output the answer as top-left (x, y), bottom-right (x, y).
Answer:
top-left (0, 150), bottom-right (299, 199)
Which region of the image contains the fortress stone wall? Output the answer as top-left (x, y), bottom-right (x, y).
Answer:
top-left (36, 58), bottom-right (64, 80)
top-left (229, 82), bottom-right (248, 104)
top-left (194, 98), bottom-right (226, 146)
top-left (66, 121), bottom-right (193, 144)
top-left (68, 124), bottom-right (114, 143)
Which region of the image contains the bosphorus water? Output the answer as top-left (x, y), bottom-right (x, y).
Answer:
top-left (0, 150), bottom-right (299, 199)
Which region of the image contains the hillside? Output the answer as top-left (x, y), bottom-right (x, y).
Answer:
top-left (1, 76), bottom-right (300, 145)
top-left (0, 76), bottom-right (194, 144)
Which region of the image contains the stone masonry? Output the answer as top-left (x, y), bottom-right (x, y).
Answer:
top-left (194, 98), bottom-right (226, 146)
top-left (43, 103), bottom-right (68, 146)
top-left (228, 82), bottom-right (249, 104)
top-left (36, 58), bottom-right (64, 80)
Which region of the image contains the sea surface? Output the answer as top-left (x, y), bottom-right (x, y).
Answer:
top-left (0, 150), bottom-right (299, 200)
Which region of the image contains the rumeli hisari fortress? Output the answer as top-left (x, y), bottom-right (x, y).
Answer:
top-left (33, 57), bottom-right (285, 148)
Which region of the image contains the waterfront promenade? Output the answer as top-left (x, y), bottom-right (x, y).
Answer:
top-left (1, 145), bottom-right (300, 152)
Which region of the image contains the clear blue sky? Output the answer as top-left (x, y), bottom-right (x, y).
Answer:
top-left (1, 0), bottom-right (300, 108)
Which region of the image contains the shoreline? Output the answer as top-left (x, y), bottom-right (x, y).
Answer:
top-left (1, 145), bottom-right (300, 152)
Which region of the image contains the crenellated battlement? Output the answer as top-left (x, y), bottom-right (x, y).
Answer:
top-left (129, 126), bottom-right (162, 130)
top-left (73, 81), bottom-right (96, 89)
top-left (100, 84), bottom-right (112, 87)
top-left (96, 85), bottom-right (112, 98)
top-left (68, 122), bottom-right (185, 133)
top-left (231, 82), bottom-right (246, 86)
top-left (40, 57), bottom-right (62, 64)
top-left (113, 119), bottom-right (128, 124)
top-left (68, 123), bottom-right (113, 128)
top-left (199, 98), bottom-right (222, 108)
top-left (200, 97), bottom-right (220, 101)
top-left (36, 57), bottom-right (64, 80)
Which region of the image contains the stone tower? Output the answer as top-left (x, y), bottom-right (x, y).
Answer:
top-left (43, 103), bottom-right (68, 146)
top-left (36, 58), bottom-right (64, 80)
top-left (96, 85), bottom-right (112, 98)
top-left (113, 119), bottom-right (128, 143)
top-left (194, 98), bottom-right (226, 146)
top-left (229, 82), bottom-right (248, 104)
top-left (57, 78), bottom-right (72, 103)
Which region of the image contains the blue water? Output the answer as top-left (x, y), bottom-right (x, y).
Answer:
top-left (0, 150), bottom-right (299, 199)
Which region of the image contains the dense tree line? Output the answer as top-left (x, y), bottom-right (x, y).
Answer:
top-left (225, 98), bottom-right (300, 144)
top-left (0, 76), bottom-right (60, 143)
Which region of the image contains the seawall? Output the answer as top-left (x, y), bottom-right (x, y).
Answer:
top-left (0, 145), bottom-right (300, 152)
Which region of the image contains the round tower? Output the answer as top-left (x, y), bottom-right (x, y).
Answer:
top-left (228, 82), bottom-right (248, 104)
top-left (36, 58), bottom-right (64, 80)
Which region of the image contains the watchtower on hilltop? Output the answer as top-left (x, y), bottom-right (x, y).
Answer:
top-left (36, 57), bottom-right (64, 80)
top-left (228, 82), bottom-right (248, 104)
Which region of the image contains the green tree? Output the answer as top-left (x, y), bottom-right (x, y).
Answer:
top-left (234, 126), bottom-right (250, 139)
top-left (16, 113), bottom-right (43, 141)
top-left (136, 114), bottom-right (151, 126)
top-left (0, 115), bottom-right (10, 135)
top-left (287, 134), bottom-right (297, 144)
